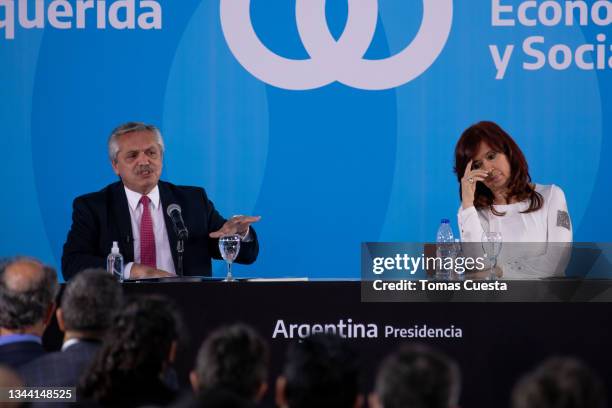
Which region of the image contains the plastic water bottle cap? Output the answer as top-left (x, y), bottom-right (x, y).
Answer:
top-left (441, 218), bottom-right (450, 224)
top-left (111, 241), bottom-right (120, 255)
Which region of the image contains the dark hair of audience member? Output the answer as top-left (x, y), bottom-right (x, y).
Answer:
top-left (194, 323), bottom-right (269, 401)
top-left (374, 343), bottom-right (461, 408)
top-left (281, 333), bottom-right (361, 408)
top-left (0, 256), bottom-right (58, 329)
top-left (78, 295), bottom-right (182, 405)
top-left (512, 357), bottom-right (607, 408)
top-left (60, 268), bottom-right (122, 333)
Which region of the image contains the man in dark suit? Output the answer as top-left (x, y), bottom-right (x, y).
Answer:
top-left (19, 268), bottom-right (122, 387)
top-left (62, 122), bottom-right (260, 280)
top-left (0, 257), bottom-right (58, 369)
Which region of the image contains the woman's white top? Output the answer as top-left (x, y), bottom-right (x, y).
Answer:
top-left (457, 184), bottom-right (572, 279)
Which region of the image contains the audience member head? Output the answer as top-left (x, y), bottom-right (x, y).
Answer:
top-left (276, 334), bottom-right (362, 408)
top-left (57, 268), bottom-right (122, 341)
top-left (79, 295), bottom-right (182, 404)
top-left (512, 357), bottom-right (607, 408)
top-left (191, 323), bottom-right (269, 402)
top-left (0, 257), bottom-right (58, 336)
top-left (370, 343), bottom-right (461, 408)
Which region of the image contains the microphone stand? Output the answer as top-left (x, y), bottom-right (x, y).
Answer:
top-left (176, 238), bottom-right (185, 277)
top-left (167, 204), bottom-right (188, 277)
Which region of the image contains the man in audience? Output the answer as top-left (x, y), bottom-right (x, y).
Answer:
top-left (512, 357), bottom-right (607, 408)
top-left (19, 268), bottom-right (122, 387)
top-left (187, 324), bottom-right (269, 407)
top-left (0, 257), bottom-right (58, 368)
top-left (275, 334), bottom-right (363, 408)
top-left (368, 343), bottom-right (461, 408)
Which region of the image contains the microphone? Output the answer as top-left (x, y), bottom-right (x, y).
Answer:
top-left (166, 204), bottom-right (189, 240)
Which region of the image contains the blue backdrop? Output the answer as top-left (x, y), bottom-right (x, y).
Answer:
top-left (1, 0), bottom-right (610, 279)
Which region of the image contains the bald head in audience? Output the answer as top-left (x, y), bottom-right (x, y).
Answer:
top-left (0, 257), bottom-right (58, 337)
top-left (0, 257), bottom-right (58, 368)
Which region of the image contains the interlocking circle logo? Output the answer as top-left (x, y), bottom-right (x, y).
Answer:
top-left (220, 0), bottom-right (453, 90)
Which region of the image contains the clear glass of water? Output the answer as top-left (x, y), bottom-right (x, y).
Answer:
top-left (482, 232), bottom-right (503, 280)
top-left (219, 235), bottom-right (241, 282)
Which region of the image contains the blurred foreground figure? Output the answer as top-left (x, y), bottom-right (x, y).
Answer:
top-left (0, 257), bottom-right (58, 369)
top-left (173, 324), bottom-right (269, 408)
top-left (276, 334), bottom-right (363, 408)
top-left (512, 357), bottom-right (607, 408)
top-left (20, 268), bottom-right (122, 387)
top-left (369, 343), bottom-right (461, 408)
top-left (79, 295), bottom-right (182, 407)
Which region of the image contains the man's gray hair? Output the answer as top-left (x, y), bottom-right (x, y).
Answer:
top-left (108, 122), bottom-right (165, 162)
top-left (0, 257), bottom-right (59, 330)
top-left (60, 268), bottom-right (123, 332)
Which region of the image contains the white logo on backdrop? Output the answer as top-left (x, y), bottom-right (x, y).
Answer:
top-left (219, 0), bottom-right (453, 90)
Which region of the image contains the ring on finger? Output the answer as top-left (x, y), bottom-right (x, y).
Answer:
top-left (468, 177), bottom-right (474, 184)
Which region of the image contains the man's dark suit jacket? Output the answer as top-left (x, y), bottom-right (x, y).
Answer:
top-left (18, 339), bottom-right (101, 387)
top-left (61, 181), bottom-right (259, 280)
top-left (0, 340), bottom-right (45, 369)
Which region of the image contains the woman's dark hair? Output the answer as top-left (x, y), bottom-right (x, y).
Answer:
top-left (78, 295), bottom-right (181, 404)
top-left (454, 121), bottom-right (543, 215)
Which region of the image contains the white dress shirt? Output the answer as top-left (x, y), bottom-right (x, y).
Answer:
top-left (457, 184), bottom-right (572, 278)
top-left (124, 185), bottom-right (176, 278)
top-left (61, 338), bottom-right (81, 351)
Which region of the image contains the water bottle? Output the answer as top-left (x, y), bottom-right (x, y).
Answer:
top-left (107, 241), bottom-right (124, 282)
top-left (436, 219), bottom-right (457, 279)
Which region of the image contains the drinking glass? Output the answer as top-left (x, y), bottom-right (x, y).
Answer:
top-left (482, 232), bottom-right (503, 280)
top-left (219, 235), bottom-right (241, 282)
